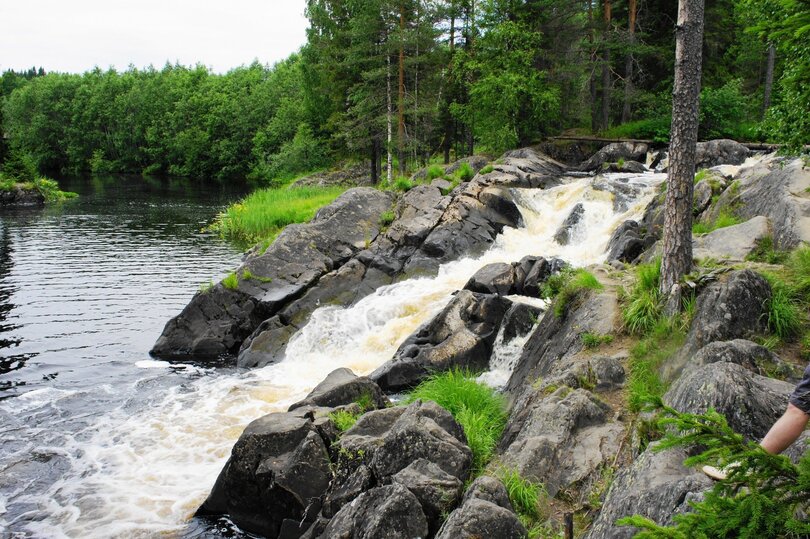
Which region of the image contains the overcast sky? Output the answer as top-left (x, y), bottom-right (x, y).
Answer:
top-left (0, 0), bottom-right (309, 74)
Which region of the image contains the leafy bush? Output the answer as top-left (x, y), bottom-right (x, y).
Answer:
top-left (208, 186), bottom-right (345, 248)
top-left (406, 369), bottom-right (507, 473)
top-left (699, 79), bottom-right (747, 140)
top-left (618, 402), bottom-right (810, 538)
top-left (1, 149), bottom-right (38, 182)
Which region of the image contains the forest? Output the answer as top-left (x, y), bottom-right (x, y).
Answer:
top-left (0, 0), bottom-right (807, 185)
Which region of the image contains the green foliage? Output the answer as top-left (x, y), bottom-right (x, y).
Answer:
top-left (329, 409), bottom-right (362, 432)
top-left (746, 236), bottom-right (790, 264)
top-left (542, 269), bottom-right (603, 318)
top-left (1, 149), bottom-right (38, 181)
top-left (222, 272), bottom-right (239, 290)
top-left (700, 79), bottom-right (747, 140)
top-left (456, 162), bottom-right (475, 182)
top-left (618, 402), bottom-right (810, 538)
top-left (393, 177), bottom-right (414, 192)
top-left (240, 268), bottom-right (272, 283)
top-left (379, 210), bottom-right (395, 228)
top-left (627, 319), bottom-right (686, 412)
top-left (623, 260), bottom-right (663, 335)
top-left (693, 210), bottom-right (742, 235)
top-left (208, 186), bottom-right (345, 248)
top-left (694, 169), bottom-right (709, 184)
top-left (581, 332), bottom-right (614, 349)
top-left (406, 370), bottom-right (507, 474)
top-left (426, 165), bottom-right (444, 181)
top-left (496, 467), bottom-right (545, 521)
top-left (479, 165), bottom-right (494, 175)
top-left (761, 273), bottom-right (803, 339)
top-left (602, 118), bottom-right (672, 143)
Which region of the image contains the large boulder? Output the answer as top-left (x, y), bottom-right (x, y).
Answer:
top-left (0, 186), bottom-right (45, 207)
top-left (288, 368), bottom-right (389, 411)
top-left (584, 444), bottom-right (713, 539)
top-left (694, 139), bottom-right (750, 169)
top-left (498, 388), bottom-right (625, 497)
top-left (662, 270), bottom-right (771, 382)
top-left (464, 263), bottom-right (518, 295)
top-left (692, 216), bottom-right (771, 261)
top-left (664, 362), bottom-right (792, 441)
top-left (319, 484), bottom-right (429, 539)
top-left (197, 412), bottom-right (332, 538)
top-left (152, 188), bottom-right (395, 360)
top-left (462, 475), bottom-right (514, 510)
top-left (435, 498), bottom-right (527, 539)
top-left (371, 291), bottom-right (511, 391)
top-left (578, 142), bottom-right (649, 172)
top-left (391, 459), bottom-right (463, 535)
top-left (606, 220), bottom-right (645, 263)
top-left (690, 339), bottom-right (797, 380)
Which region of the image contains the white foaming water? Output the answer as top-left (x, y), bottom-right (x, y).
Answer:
top-left (2, 173), bottom-right (664, 538)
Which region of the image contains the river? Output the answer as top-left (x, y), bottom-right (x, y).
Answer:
top-left (0, 171), bottom-right (664, 538)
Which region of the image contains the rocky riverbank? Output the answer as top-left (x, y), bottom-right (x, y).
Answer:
top-left (156, 139), bottom-right (810, 538)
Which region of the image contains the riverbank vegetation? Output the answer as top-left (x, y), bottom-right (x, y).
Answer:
top-left (1, 0), bottom-right (808, 187)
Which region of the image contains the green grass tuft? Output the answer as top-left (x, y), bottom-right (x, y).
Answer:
top-left (208, 186), bottom-right (345, 248)
top-left (330, 409), bottom-right (361, 432)
top-left (627, 319), bottom-right (686, 412)
top-left (541, 268), bottom-right (603, 318)
top-left (426, 164), bottom-right (445, 181)
top-left (457, 162), bottom-right (475, 181)
top-left (479, 164), bottom-right (494, 175)
top-left (761, 273), bottom-right (803, 339)
top-left (222, 271), bottom-right (239, 290)
top-left (746, 236), bottom-right (790, 264)
top-left (406, 369), bottom-right (507, 474)
top-left (496, 467), bottom-right (545, 521)
top-left (393, 177), bottom-right (414, 192)
top-left (379, 210), bottom-right (396, 228)
top-left (622, 259), bottom-right (663, 335)
top-left (693, 209), bottom-right (741, 235)
top-left (582, 332), bottom-right (614, 349)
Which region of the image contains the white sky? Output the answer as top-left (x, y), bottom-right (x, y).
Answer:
top-left (0, 0), bottom-right (309, 74)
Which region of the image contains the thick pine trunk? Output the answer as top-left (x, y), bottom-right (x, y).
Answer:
top-left (762, 43), bottom-right (776, 118)
top-left (660, 0), bottom-right (706, 298)
top-left (621, 0), bottom-right (637, 124)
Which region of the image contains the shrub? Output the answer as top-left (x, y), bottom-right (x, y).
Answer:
top-left (618, 402), bottom-right (810, 538)
top-left (699, 79), bottom-right (746, 140)
top-left (406, 369), bottom-right (507, 473)
top-left (426, 164), bottom-right (445, 181)
top-left (601, 117), bottom-right (671, 143)
top-left (393, 177), bottom-right (414, 192)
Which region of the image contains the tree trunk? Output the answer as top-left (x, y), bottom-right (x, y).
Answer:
top-left (761, 42), bottom-right (776, 119)
top-left (370, 137), bottom-right (379, 184)
top-left (660, 0), bottom-right (706, 298)
top-left (398, 5), bottom-right (406, 176)
top-left (589, 1), bottom-right (599, 133)
top-left (387, 52), bottom-right (393, 185)
top-left (621, 0), bottom-right (637, 123)
top-left (444, 6), bottom-right (455, 165)
top-left (601, 0), bottom-right (612, 131)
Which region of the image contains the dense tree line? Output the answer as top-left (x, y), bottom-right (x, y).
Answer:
top-left (0, 0), bottom-right (807, 184)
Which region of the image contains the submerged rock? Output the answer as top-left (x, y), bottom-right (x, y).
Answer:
top-left (554, 203), bottom-right (586, 245)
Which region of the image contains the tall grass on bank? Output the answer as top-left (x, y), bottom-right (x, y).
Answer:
top-left (406, 370), bottom-right (507, 474)
top-left (208, 186), bottom-right (345, 248)
top-left (623, 259), bottom-right (662, 335)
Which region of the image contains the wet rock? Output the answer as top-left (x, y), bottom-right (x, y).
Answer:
top-left (584, 444), bottom-right (713, 539)
top-left (578, 142), bottom-right (649, 172)
top-left (554, 203), bottom-right (585, 245)
top-left (152, 188), bottom-right (395, 361)
top-left (601, 160), bottom-right (647, 174)
top-left (506, 288), bottom-right (617, 397)
top-left (197, 412), bottom-right (332, 538)
top-left (663, 270), bottom-right (771, 382)
top-left (322, 464), bottom-right (374, 518)
top-left (501, 302), bottom-right (543, 343)
top-left (521, 257), bottom-right (568, 298)
top-left (391, 459), bottom-right (463, 534)
top-left (606, 220), bottom-right (644, 263)
top-left (371, 291), bottom-right (511, 391)
top-left (288, 368), bottom-right (389, 412)
top-left (691, 339), bottom-right (796, 379)
top-left (694, 139), bottom-right (750, 169)
top-left (498, 388), bottom-right (624, 497)
top-left (665, 362), bottom-right (791, 441)
top-left (692, 216), bottom-right (771, 261)
top-left (236, 316), bottom-right (298, 368)
top-left (435, 498), bottom-right (527, 539)
top-left (464, 263), bottom-right (518, 295)
top-left (693, 179), bottom-right (714, 216)
top-left (320, 484), bottom-right (429, 539)
top-left (0, 187), bottom-right (45, 207)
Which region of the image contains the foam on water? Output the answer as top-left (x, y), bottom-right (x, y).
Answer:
top-left (0, 172), bottom-right (665, 537)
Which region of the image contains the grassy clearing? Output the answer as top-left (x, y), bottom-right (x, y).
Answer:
top-left (540, 268), bottom-right (603, 317)
top-left (406, 369), bottom-right (507, 474)
top-left (208, 186), bottom-right (345, 248)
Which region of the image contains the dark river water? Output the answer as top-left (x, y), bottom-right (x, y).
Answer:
top-left (0, 175), bottom-right (252, 537)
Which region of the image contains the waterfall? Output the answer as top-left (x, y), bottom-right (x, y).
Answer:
top-left (0, 172), bottom-right (665, 538)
